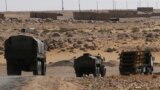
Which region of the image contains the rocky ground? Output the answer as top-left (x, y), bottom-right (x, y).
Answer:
top-left (1, 17), bottom-right (160, 53)
top-left (12, 75), bottom-right (160, 90)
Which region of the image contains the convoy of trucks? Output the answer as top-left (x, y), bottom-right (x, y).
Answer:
top-left (2, 34), bottom-right (155, 77)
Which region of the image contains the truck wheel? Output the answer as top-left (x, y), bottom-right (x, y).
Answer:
top-left (94, 67), bottom-right (100, 77)
top-left (136, 67), bottom-right (143, 74)
top-left (7, 63), bottom-right (21, 75)
top-left (42, 61), bottom-right (46, 75)
top-left (100, 66), bottom-right (106, 77)
top-left (33, 61), bottom-right (43, 75)
top-left (145, 67), bottom-right (153, 75)
top-left (75, 69), bottom-right (83, 77)
top-left (76, 72), bottom-right (83, 77)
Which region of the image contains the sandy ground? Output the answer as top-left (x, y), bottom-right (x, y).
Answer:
top-left (1, 50), bottom-right (160, 64)
top-left (0, 63), bottom-right (160, 90)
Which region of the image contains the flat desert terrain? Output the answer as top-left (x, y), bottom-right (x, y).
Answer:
top-left (0, 12), bottom-right (160, 90)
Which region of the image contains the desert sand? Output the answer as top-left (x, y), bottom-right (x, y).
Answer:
top-left (0, 12), bottom-right (160, 90)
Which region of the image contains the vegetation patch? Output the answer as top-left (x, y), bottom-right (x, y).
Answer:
top-left (98, 29), bottom-right (112, 34)
top-left (131, 27), bottom-right (140, 33)
top-left (152, 29), bottom-right (160, 32)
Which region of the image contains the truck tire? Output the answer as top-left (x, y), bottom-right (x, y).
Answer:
top-left (76, 72), bottom-right (83, 77)
top-left (7, 63), bottom-right (21, 75)
top-left (145, 67), bottom-right (153, 75)
top-left (100, 65), bottom-right (106, 77)
top-left (33, 61), bottom-right (43, 75)
top-left (94, 67), bottom-right (100, 77)
top-left (135, 67), bottom-right (143, 74)
top-left (75, 69), bottom-right (83, 77)
top-left (42, 61), bottom-right (46, 75)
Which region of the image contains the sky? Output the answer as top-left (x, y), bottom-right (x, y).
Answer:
top-left (0, 0), bottom-right (160, 12)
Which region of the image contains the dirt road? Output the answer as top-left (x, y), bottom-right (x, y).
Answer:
top-left (0, 60), bottom-right (160, 90)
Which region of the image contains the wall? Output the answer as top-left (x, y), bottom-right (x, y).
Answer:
top-left (137, 7), bottom-right (153, 12)
top-left (73, 12), bottom-right (111, 20)
top-left (30, 12), bottom-right (63, 19)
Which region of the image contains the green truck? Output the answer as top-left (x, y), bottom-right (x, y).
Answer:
top-left (74, 53), bottom-right (106, 77)
top-left (5, 35), bottom-right (46, 75)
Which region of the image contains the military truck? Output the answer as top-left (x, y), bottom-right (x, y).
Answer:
top-left (74, 53), bottom-right (106, 77)
top-left (5, 35), bottom-right (46, 75)
top-left (119, 50), bottom-right (154, 75)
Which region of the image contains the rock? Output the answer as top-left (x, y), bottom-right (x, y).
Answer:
top-left (66, 32), bottom-right (73, 37)
top-left (44, 18), bottom-right (53, 22)
top-left (84, 42), bottom-right (96, 50)
top-left (52, 33), bottom-right (61, 37)
top-left (0, 46), bottom-right (4, 51)
top-left (117, 33), bottom-right (129, 40)
top-left (77, 40), bottom-right (82, 44)
top-left (80, 47), bottom-right (87, 51)
top-left (86, 38), bottom-right (94, 42)
top-left (0, 51), bottom-right (3, 55)
top-left (21, 28), bottom-right (38, 35)
top-left (73, 43), bottom-right (81, 49)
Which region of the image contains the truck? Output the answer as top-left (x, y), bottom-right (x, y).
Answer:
top-left (119, 50), bottom-right (154, 75)
top-left (4, 35), bottom-right (46, 75)
top-left (74, 53), bottom-right (106, 77)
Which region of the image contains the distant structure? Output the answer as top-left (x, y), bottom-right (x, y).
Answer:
top-left (73, 12), bottom-right (110, 21)
top-left (73, 9), bottom-right (158, 21)
top-left (30, 12), bottom-right (63, 19)
top-left (137, 7), bottom-right (153, 13)
top-left (108, 10), bottom-right (137, 18)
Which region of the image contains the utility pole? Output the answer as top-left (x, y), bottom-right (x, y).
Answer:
top-left (62, 0), bottom-right (64, 12)
top-left (115, 0), bottom-right (116, 10)
top-left (156, 1), bottom-right (158, 9)
top-left (113, 0), bottom-right (115, 10)
top-left (5, 0), bottom-right (7, 12)
top-left (126, 0), bottom-right (128, 9)
top-left (139, 0), bottom-right (141, 7)
top-left (147, 0), bottom-right (149, 7)
top-left (78, 0), bottom-right (81, 12)
top-left (96, 0), bottom-right (99, 12)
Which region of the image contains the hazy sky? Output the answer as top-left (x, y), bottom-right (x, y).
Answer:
top-left (0, 0), bottom-right (160, 11)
